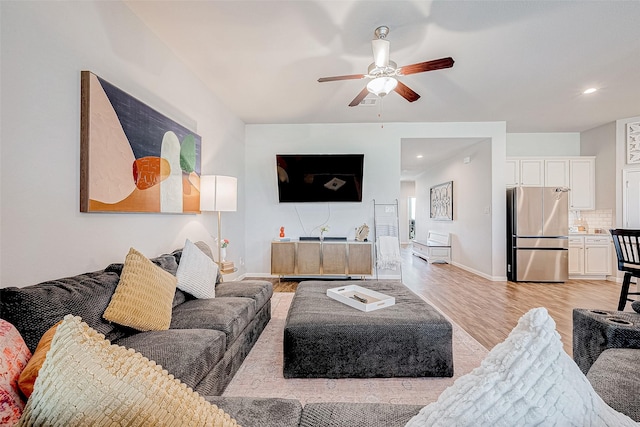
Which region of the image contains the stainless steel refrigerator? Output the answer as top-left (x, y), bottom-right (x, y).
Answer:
top-left (506, 187), bottom-right (569, 282)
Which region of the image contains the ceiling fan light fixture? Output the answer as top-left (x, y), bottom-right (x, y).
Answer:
top-left (372, 39), bottom-right (390, 68)
top-left (317, 24), bottom-right (453, 107)
top-left (367, 76), bottom-right (397, 97)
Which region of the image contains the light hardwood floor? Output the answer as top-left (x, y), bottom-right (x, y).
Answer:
top-left (400, 246), bottom-right (626, 356)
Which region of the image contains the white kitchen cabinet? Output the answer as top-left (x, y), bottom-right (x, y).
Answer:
top-left (569, 158), bottom-right (596, 210)
top-left (507, 156), bottom-right (596, 210)
top-left (520, 159), bottom-right (544, 186)
top-left (505, 159), bottom-right (519, 187)
top-left (583, 236), bottom-right (611, 276)
top-left (568, 236), bottom-right (584, 275)
top-left (568, 235), bottom-right (611, 278)
top-left (545, 159), bottom-right (570, 187)
top-left (506, 158), bottom-right (544, 187)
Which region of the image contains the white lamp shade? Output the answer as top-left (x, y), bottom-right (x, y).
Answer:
top-left (200, 175), bottom-right (237, 212)
top-left (200, 175), bottom-right (216, 211)
top-left (366, 76), bottom-right (398, 97)
top-left (214, 175), bottom-right (237, 211)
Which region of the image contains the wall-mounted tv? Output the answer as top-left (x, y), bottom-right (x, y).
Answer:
top-left (276, 154), bottom-right (364, 203)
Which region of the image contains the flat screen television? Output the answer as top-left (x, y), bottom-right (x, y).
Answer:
top-left (276, 154), bottom-right (364, 203)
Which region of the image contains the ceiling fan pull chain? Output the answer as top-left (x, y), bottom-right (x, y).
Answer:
top-left (379, 96), bottom-right (385, 128)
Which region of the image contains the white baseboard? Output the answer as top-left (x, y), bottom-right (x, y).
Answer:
top-left (241, 273), bottom-right (377, 281)
top-left (242, 273), bottom-right (273, 278)
top-left (450, 261), bottom-right (507, 281)
top-left (243, 267), bottom-right (500, 283)
top-left (374, 274), bottom-right (402, 280)
top-left (237, 268), bottom-right (621, 284)
top-left (569, 275), bottom-right (609, 280)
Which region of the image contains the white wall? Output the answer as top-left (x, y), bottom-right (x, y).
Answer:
top-left (1, 2), bottom-right (246, 287)
top-left (399, 181), bottom-right (415, 245)
top-left (506, 133), bottom-right (580, 156)
top-left (0, 2), bottom-right (513, 286)
top-left (414, 139), bottom-right (493, 278)
top-left (615, 115), bottom-right (640, 227)
top-left (244, 122), bottom-right (507, 280)
top-left (581, 122), bottom-right (616, 211)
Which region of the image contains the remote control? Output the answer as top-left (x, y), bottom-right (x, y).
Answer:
top-left (351, 294), bottom-right (368, 303)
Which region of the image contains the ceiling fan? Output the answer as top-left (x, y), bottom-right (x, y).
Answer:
top-left (318, 26), bottom-right (454, 107)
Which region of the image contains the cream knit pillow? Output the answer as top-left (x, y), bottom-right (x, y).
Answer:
top-left (176, 239), bottom-right (218, 299)
top-left (405, 307), bottom-right (638, 427)
top-left (103, 247), bottom-right (177, 331)
top-left (17, 315), bottom-right (239, 427)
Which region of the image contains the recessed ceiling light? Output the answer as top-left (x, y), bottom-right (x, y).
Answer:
top-left (583, 88), bottom-right (597, 94)
top-left (416, 155), bottom-right (423, 159)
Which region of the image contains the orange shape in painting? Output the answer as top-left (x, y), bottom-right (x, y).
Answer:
top-left (183, 173), bottom-right (201, 212)
top-left (89, 186), bottom-right (160, 212)
top-left (89, 172), bottom-right (201, 213)
top-left (133, 157), bottom-right (170, 190)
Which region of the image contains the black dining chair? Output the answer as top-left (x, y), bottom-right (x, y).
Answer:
top-left (610, 229), bottom-right (640, 311)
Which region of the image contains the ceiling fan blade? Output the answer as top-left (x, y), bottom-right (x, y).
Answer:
top-left (372, 39), bottom-right (390, 67)
top-left (349, 87), bottom-right (371, 107)
top-left (398, 57), bottom-right (454, 75)
top-left (394, 81), bottom-right (421, 103)
top-left (318, 74), bottom-right (366, 83)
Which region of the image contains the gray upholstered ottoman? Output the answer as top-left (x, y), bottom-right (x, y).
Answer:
top-left (283, 281), bottom-right (453, 378)
top-left (572, 308), bottom-right (640, 374)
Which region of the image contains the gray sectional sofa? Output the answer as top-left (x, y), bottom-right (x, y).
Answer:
top-left (0, 245), bottom-right (425, 426)
top-left (0, 246), bottom-right (273, 397)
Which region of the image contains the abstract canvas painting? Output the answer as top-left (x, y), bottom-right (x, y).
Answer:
top-left (80, 71), bottom-right (201, 213)
top-left (430, 181), bottom-right (453, 221)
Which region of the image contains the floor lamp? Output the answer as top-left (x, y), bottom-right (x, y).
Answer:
top-left (200, 175), bottom-right (238, 267)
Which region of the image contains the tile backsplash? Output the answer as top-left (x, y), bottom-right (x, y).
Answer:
top-left (570, 209), bottom-right (613, 233)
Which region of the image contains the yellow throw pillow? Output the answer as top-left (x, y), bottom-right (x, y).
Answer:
top-left (18, 321), bottom-right (62, 398)
top-left (103, 247), bottom-right (177, 331)
top-left (18, 315), bottom-right (239, 427)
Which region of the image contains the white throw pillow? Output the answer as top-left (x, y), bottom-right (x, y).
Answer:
top-left (405, 307), bottom-right (639, 427)
top-left (175, 239), bottom-right (218, 299)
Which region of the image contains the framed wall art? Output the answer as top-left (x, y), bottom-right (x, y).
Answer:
top-left (627, 121), bottom-right (640, 164)
top-left (430, 181), bottom-right (453, 221)
top-left (80, 71), bottom-right (201, 213)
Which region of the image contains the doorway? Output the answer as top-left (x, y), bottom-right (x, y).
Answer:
top-left (623, 168), bottom-right (640, 228)
top-left (409, 197), bottom-right (416, 240)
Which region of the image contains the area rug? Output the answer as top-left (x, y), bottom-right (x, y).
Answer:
top-left (222, 292), bottom-right (488, 406)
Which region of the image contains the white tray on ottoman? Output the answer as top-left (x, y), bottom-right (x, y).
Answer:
top-left (327, 285), bottom-right (395, 312)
